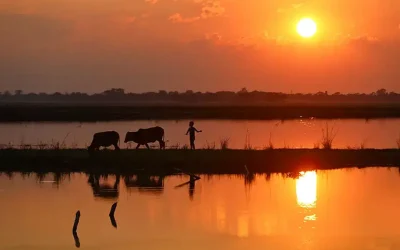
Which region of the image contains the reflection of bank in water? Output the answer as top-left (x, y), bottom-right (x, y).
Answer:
top-left (124, 175), bottom-right (165, 195)
top-left (296, 171), bottom-right (317, 228)
top-left (88, 174), bottom-right (120, 201)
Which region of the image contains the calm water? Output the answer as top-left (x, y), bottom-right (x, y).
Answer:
top-left (1, 119), bottom-right (400, 149)
top-left (1, 168), bottom-right (400, 249)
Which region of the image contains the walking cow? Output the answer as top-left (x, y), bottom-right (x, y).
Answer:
top-left (88, 131), bottom-right (120, 151)
top-left (124, 126), bottom-right (165, 149)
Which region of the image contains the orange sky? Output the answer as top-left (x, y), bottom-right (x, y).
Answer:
top-left (0, 0), bottom-right (400, 93)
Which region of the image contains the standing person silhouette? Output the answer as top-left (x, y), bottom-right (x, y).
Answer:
top-left (186, 121), bottom-right (202, 150)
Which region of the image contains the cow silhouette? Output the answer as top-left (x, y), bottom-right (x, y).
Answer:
top-left (124, 126), bottom-right (165, 149)
top-left (88, 131), bottom-right (120, 151)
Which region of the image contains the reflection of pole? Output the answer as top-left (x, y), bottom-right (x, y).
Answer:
top-left (72, 211), bottom-right (81, 248)
top-left (109, 202), bottom-right (118, 228)
top-left (109, 202), bottom-right (117, 217)
top-left (73, 231), bottom-right (80, 248)
top-left (72, 211), bottom-right (80, 233)
top-left (174, 168), bottom-right (200, 180)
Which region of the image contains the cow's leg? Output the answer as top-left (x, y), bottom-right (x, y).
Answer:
top-left (145, 143), bottom-right (150, 149)
top-left (113, 143), bottom-right (120, 150)
top-left (158, 140), bottom-right (165, 150)
top-left (136, 144), bottom-right (141, 149)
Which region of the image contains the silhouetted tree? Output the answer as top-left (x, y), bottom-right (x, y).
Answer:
top-left (376, 88), bottom-right (387, 96)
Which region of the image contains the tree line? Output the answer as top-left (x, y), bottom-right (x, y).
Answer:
top-left (0, 88), bottom-right (399, 105)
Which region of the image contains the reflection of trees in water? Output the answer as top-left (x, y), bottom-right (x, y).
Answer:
top-left (3, 171), bottom-right (14, 180)
top-left (265, 172), bottom-right (272, 182)
top-left (244, 173), bottom-right (256, 187)
top-left (28, 172), bottom-right (72, 187)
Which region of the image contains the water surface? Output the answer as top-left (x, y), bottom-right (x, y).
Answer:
top-left (1, 118), bottom-right (400, 149)
top-left (1, 168), bottom-right (400, 249)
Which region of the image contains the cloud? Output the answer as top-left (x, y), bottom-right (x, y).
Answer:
top-left (200, 1), bottom-right (225, 18)
top-left (292, 3), bottom-right (304, 8)
top-left (347, 35), bottom-right (380, 46)
top-left (169, 0), bottom-right (225, 23)
top-left (145, 0), bottom-right (158, 4)
top-left (168, 13), bottom-right (200, 23)
top-left (277, 2), bottom-right (304, 13)
top-left (205, 32), bottom-right (222, 41)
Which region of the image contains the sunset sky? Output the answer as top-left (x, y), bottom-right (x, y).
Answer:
top-left (1, 0), bottom-right (400, 93)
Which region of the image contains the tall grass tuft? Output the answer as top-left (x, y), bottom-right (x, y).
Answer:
top-left (205, 141), bottom-right (216, 150)
top-left (37, 141), bottom-right (48, 150)
top-left (359, 139), bottom-right (368, 149)
top-left (50, 139), bottom-right (65, 150)
top-left (219, 138), bottom-right (230, 150)
top-left (169, 143), bottom-right (180, 150)
top-left (321, 123), bottom-right (338, 149)
top-left (244, 129), bottom-right (253, 150)
top-left (70, 141), bottom-right (79, 149)
top-left (267, 132), bottom-right (274, 150)
top-left (396, 134), bottom-right (400, 149)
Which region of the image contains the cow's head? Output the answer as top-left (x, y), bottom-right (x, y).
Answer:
top-left (87, 144), bottom-right (95, 151)
top-left (124, 132), bottom-right (137, 143)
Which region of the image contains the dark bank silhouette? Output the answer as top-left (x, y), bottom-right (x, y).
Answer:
top-left (88, 174), bottom-right (120, 200)
top-left (186, 121), bottom-right (202, 150)
top-left (124, 174), bottom-right (165, 195)
top-left (124, 126), bottom-right (166, 149)
top-left (88, 131), bottom-right (120, 151)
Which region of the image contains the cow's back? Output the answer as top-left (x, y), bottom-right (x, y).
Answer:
top-left (136, 127), bottom-right (164, 143)
top-left (92, 131), bottom-right (119, 145)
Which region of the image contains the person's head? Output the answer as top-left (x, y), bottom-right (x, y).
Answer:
top-left (189, 121), bottom-right (194, 127)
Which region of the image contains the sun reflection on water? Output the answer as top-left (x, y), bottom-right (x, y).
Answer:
top-left (296, 171), bottom-right (317, 230)
top-left (296, 171), bottom-right (317, 209)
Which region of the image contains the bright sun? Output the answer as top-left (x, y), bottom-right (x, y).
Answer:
top-left (296, 18), bottom-right (317, 38)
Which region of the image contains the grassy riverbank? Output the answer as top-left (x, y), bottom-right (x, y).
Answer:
top-left (1, 149), bottom-right (399, 174)
top-left (1, 105), bottom-right (400, 121)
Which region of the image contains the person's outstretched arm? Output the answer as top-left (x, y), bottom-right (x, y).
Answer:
top-left (195, 128), bottom-right (202, 133)
top-left (186, 128), bottom-right (190, 135)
